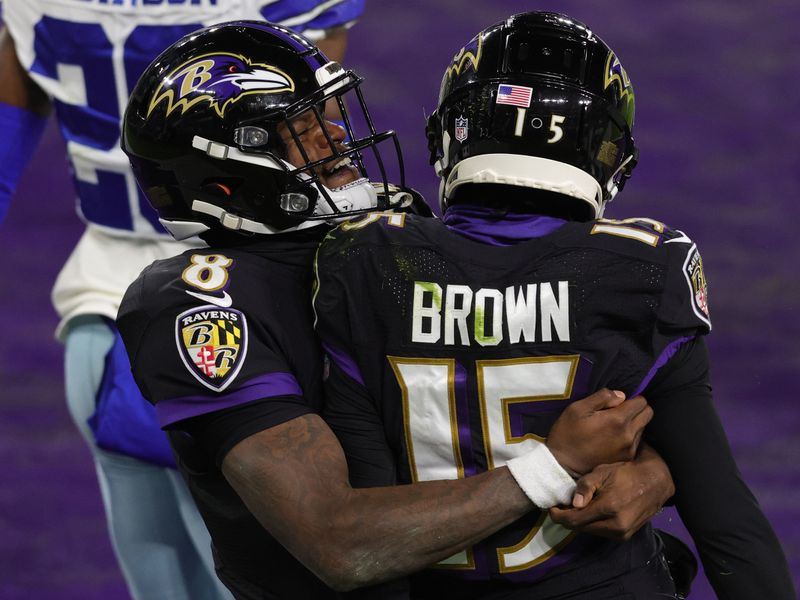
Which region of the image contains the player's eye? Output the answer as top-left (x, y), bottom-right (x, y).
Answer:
top-left (292, 120), bottom-right (316, 138)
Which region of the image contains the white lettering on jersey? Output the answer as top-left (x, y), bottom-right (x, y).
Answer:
top-left (505, 284), bottom-right (537, 343)
top-left (181, 309), bottom-right (239, 326)
top-left (443, 285), bottom-right (472, 346)
top-left (412, 281), bottom-right (571, 346)
top-left (411, 282), bottom-right (442, 343)
top-left (474, 288), bottom-right (504, 346)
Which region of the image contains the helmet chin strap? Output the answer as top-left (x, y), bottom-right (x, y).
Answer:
top-left (191, 199), bottom-right (325, 235)
top-left (603, 153), bottom-right (637, 205)
top-left (191, 134), bottom-right (379, 228)
top-left (311, 176), bottom-right (379, 221)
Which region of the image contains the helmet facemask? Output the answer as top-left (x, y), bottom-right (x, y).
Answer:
top-left (188, 62), bottom-right (405, 235)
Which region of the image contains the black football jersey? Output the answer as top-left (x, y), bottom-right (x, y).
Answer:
top-left (117, 230), bottom-right (335, 599)
top-left (313, 212), bottom-right (711, 596)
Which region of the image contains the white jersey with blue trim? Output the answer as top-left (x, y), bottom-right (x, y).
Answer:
top-left (2, 0), bottom-right (363, 239)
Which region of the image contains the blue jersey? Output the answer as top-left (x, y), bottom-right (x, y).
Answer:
top-left (2, 0), bottom-right (363, 238)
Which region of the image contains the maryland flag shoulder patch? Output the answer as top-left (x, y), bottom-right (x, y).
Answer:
top-left (682, 244), bottom-right (711, 329)
top-left (175, 305), bottom-right (248, 392)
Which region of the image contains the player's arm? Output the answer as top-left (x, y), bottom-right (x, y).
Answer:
top-left (548, 443), bottom-right (675, 541)
top-left (222, 411), bottom-right (527, 591)
top-left (0, 27), bottom-right (50, 112)
top-left (316, 26), bottom-right (349, 63)
top-left (643, 337), bottom-right (795, 599)
top-left (0, 26), bottom-right (51, 221)
top-left (281, 0), bottom-right (360, 120)
top-left (273, 0), bottom-right (361, 64)
top-left (216, 385), bottom-right (651, 591)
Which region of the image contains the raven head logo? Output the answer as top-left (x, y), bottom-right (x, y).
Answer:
top-left (443, 35), bottom-right (483, 86)
top-left (603, 52), bottom-right (633, 101)
top-left (603, 52), bottom-right (635, 127)
top-left (147, 52), bottom-right (296, 119)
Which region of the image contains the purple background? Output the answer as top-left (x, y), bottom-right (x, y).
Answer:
top-left (1, 1), bottom-right (798, 597)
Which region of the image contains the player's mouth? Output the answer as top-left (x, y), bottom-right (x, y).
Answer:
top-left (319, 156), bottom-right (359, 189)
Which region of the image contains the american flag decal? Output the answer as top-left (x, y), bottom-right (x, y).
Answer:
top-left (496, 84), bottom-right (533, 108)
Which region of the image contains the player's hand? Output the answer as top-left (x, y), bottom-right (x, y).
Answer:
top-left (546, 389), bottom-right (652, 475)
top-left (548, 444), bottom-right (674, 541)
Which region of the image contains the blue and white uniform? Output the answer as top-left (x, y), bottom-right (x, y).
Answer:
top-left (2, 0), bottom-right (363, 332)
top-left (1, 2), bottom-right (363, 599)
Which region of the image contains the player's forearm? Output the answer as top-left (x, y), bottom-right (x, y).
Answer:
top-left (0, 28), bottom-right (51, 113)
top-left (669, 444), bottom-right (794, 598)
top-left (646, 388), bottom-right (795, 598)
top-left (325, 467), bottom-right (530, 589)
top-left (315, 26), bottom-right (348, 63)
top-left (223, 413), bottom-right (531, 591)
top-left (671, 443), bottom-right (795, 599)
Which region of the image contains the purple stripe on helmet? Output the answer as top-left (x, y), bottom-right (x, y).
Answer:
top-left (631, 336), bottom-right (694, 397)
top-left (443, 205), bottom-right (566, 246)
top-left (156, 372), bottom-right (303, 427)
top-left (322, 342), bottom-right (366, 386)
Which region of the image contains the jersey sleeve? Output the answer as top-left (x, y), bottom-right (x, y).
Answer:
top-left (643, 338), bottom-right (795, 599)
top-left (657, 235), bottom-right (712, 335)
top-left (323, 360), bottom-right (398, 488)
top-left (315, 224), bottom-right (398, 487)
top-left (260, 0), bottom-right (365, 38)
top-left (117, 262), bottom-right (314, 432)
top-left (628, 235), bottom-right (714, 395)
top-left (315, 229), bottom-right (411, 599)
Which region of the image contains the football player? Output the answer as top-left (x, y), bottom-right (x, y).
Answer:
top-left (0, 1), bottom-right (361, 598)
top-left (313, 11), bottom-right (796, 599)
top-left (117, 21), bottom-right (670, 598)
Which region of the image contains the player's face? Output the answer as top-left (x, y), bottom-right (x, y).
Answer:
top-left (278, 109), bottom-right (360, 190)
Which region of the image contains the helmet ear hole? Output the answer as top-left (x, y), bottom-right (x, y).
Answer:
top-left (426, 112), bottom-right (442, 166)
top-left (202, 181), bottom-right (233, 197)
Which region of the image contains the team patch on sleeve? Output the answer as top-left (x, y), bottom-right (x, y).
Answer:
top-left (175, 305), bottom-right (248, 391)
top-left (682, 245), bottom-right (711, 328)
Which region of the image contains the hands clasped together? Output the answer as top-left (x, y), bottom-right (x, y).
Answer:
top-left (545, 389), bottom-right (674, 541)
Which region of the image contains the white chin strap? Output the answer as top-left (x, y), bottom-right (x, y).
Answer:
top-left (442, 154), bottom-right (606, 218)
top-left (604, 153), bottom-right (636, 203)
top-left (171, 135), bottom-right (379, 237)
top-left (311, 176), bottom-right (379, 221)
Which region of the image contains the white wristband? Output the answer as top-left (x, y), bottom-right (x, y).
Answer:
top-left (505, 444), bottom-right (577, 509)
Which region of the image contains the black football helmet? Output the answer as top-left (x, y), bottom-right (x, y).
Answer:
top-left (122, 21), bottom-right (404, 239)
top-left (426, 12), bottom-right (638, 219)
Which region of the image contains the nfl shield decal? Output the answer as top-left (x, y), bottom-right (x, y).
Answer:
top-left (455, 115), bottom-right (468, 142)
top-left (682, 245), bottom-right (712, 329)
top-left (175, 305), bottom-right (248, 391)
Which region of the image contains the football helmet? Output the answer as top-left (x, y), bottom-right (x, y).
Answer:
top-left (122, 21), bottom-right (404, 239)
top-left (426, 12), bottom-right (638, 219)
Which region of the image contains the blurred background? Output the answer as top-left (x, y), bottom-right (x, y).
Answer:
top-left (1, 1), bottom-right (798, 598)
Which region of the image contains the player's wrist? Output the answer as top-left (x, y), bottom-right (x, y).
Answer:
top-left (506, 444), bottom-right (577, 509)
